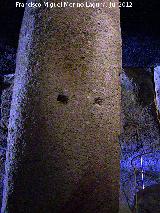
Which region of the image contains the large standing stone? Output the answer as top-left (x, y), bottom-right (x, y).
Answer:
top-left (1, 1), bottom-right (121, 212)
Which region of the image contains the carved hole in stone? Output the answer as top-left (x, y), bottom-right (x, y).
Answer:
top-left (57, 94), bottom-right (69, 104)
top-left (94, 97), bottom-right (103, 106)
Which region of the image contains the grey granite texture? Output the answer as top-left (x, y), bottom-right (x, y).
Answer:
top-left (0, 74), bottom-right (14, 208)
top-left (1, 0), bottom-right (122, 212)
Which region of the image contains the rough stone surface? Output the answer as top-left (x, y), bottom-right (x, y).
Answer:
top-left (1, 0), bottom-right (121, 212)
top-left (0, 74), bottom-right (14, 208)
top-left (154, 66), bottom-right (160, 117)
top-left (120, 68), bottom-right (160, 212)
top-left (1, 75), bottom-right (15, 131)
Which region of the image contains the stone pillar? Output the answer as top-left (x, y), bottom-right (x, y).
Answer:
top-left (1, 0), bottom-right (121, 212)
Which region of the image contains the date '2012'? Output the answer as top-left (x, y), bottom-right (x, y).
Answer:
top-left (118, 2), bottom-right (133, 8)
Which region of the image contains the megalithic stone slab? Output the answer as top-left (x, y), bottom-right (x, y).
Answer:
top-left (1, 0), bottom-right (122, 212)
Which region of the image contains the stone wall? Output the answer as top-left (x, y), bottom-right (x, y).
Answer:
top-left (0, 74), bottom-right (14, 207)
top-left (120, 68), bottom-right (160, 212)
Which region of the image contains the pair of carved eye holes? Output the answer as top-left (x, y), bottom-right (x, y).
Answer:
top-left (57, 95), bottom-right (103, 106)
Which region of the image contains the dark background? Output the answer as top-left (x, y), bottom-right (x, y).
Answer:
top-left (0, 0), bottom-right (25, 47)
top-left (121, 0), bottom-right (160, 38)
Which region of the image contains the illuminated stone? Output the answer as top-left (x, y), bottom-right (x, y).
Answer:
top-left (1, 0), bottom-right (121, 212)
